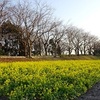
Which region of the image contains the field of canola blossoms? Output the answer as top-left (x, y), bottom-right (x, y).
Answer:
top-left (0, 60), bottom-right (100, 100)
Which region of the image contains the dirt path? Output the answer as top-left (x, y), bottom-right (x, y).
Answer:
top-left (78, 82), bottom-right (100, 100)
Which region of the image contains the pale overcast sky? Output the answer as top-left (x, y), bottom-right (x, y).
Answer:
top-left (11, 0), bottom-right (100, 38)
top-left (41, 0), bottom-right (100, 38)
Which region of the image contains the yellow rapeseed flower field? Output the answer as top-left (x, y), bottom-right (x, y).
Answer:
top-left (0, 60), bottom-right (100, 100)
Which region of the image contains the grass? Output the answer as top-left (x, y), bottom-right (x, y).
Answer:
top-left (0, 55), bottom-right (100, 62)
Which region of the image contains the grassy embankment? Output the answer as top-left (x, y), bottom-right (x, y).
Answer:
top-left (0, 55), bottom-right (100, 62)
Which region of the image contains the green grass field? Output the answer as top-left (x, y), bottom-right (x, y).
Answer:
top-left (0, 60), bottom-right (100, 100)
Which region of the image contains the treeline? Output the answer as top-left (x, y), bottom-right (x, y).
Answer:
top-left (0, 0), bottom-right (100, 57)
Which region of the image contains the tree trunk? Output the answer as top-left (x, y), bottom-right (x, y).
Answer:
top-left (54, 48), bottom-right (57, 57)
top-left (83, 46), bottom-right (86, 55)
top-left (26, 40), bottom-right (32, 58)
top-left (68, 47), bottom-right (71, 56)
top-left (24, 46), bottom-right (27, 57)
top-left (80, 50), bottom-right (82, 55)
top-left (75, 48), bottom-right (79, 56)
top-left (44, 47), bottom-right (48, 56)
top-left (28, 43), bottom-right (32, 58)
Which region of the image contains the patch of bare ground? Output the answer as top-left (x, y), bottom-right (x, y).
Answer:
top-left (77, 82), bottom-right (100, 100)
top-left (0, 96), bottom-right (8, 100)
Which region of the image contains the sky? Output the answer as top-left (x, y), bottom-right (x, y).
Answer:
top-left (10, 0), bottom-right (100, 38)
top-left (40, 0), bottom-right (100, 38)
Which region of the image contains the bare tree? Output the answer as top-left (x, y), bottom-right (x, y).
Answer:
top-left (87, 35), bottom-right (98, 55)
top-left (0, 0), bottom-right (11, 53)
top-left (0, 0), bottom-right (99, 57)
top-left (64, 25), bottom-right (99, 56)
top-left (93, 40), bottom-right (100, 55)
top-left (64, 26), bottom-right (82, 56)
top-left (71, 27), bottom-right (83, 56)
top-left (80, 32), bottom-right (89, 55)
top-left (64, 25), bottom-right (75, 56)
top-left (0, 0), bottom-right (9, 26)
top-left (49, 23), bottom-right (65, 57)
top-left (41, 20), bottom-right (61, 56)
top-left (9, 0), bottom-right (56, 57)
